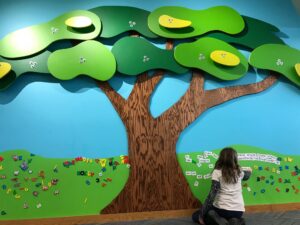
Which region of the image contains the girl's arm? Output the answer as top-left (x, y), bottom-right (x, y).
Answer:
top-left (200, 180), bottom-right (221, 219)
top-left (241, 167), bottom-right (252, 181)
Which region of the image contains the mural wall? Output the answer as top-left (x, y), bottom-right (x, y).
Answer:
top-left (0, 0), bottom-right (300, 221)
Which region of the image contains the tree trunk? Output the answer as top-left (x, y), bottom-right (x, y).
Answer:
top-left (98, 71), bottom-right (278, 214)
top-left (101, 114), bottom-right (200, 213)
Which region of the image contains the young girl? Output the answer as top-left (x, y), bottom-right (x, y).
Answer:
top-left (192, 147), bottom-right (252, 225)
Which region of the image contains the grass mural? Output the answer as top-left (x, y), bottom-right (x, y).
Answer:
top-left (0, 150), bottom-right (129, 220)
top-left (178, 145), bottom-right (300, 206)
top-left (0, 145), bottom-right (299, 220)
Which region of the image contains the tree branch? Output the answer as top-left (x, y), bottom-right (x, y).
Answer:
top-left (158, 71), bottom-right (205, 131)
top-left (97, 81), bottom-right (126, 116)
top-left (203, 72), bottom-right (279, 109)
top-left (127, 39), bottom-right (174, 109)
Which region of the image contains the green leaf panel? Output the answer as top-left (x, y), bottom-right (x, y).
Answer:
top-left (249, 44), bottom-right (300, 86)
top-left (0, 51), bottom-right (51, 90)
top-left (112, 37), bottom-right (188, 75)
top-left (148, 6), bottom-right (245, 39)
top-left (0, 10), bottom-right (101, 58)
top-left (174, 37), bottom-right (248, 80)
top-left (207, 16), bottom-right (284, 50)
top-left (47, 40), bottom-right (116, 81)
top-left (90, 6), bottom-right (158, 38)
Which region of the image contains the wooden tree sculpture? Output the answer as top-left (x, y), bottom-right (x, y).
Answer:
top-left (0, 5), bottom-right (300, 214)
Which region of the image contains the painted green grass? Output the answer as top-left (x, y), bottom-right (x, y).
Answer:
top-left (1, 145), bottom-right (299, 220)
top-left (0, 150), bottom-right (129, 220)
top-left (178, 145), bottom-right (300, 205)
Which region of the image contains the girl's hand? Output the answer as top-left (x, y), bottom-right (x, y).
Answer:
top-left (199, 217), bottom-right (206, 225)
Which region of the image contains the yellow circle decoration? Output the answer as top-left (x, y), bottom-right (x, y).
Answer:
top-left (158, 15), bottom-right (192, 28)
top-left (0, 62), bottom-right (12, 79)
top-left (210, 50), bottom-right (240, 66)
top-left (65, 16), bottom-right (92, 28)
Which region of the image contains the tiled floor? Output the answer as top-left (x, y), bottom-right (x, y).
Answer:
top-left (93, 211), bottom-right (300, 225)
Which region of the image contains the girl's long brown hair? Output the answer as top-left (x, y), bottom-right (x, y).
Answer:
top-left (214, 147), bottom-right (241, 184)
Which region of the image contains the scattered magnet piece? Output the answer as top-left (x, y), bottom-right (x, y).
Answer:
top-left (15, 194), bottom-right (21, 199)
top-left (194, 181), bottom-right (199, 187)
top-left (287, 157), bottom-right (293, 162)
top-left (14, 171), bottom-right (19, 176)
top-left (284, 179), bottom-right (291, 184)
top-left (23, 203), bottom-right (29, 209)
top-left (42, 186), bottom-right (49, 191)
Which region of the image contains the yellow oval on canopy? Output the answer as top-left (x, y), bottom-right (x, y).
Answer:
top-left (210, 50), bottom-right (240, 67)
top-left (0, 62), bottom-right (12, 79)
top-left (159, 15), bottom-right (192, 28)
top-left (295, 63), bottom-right (300, 76)
top-left (65, 16), bottom-right (92, 28)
